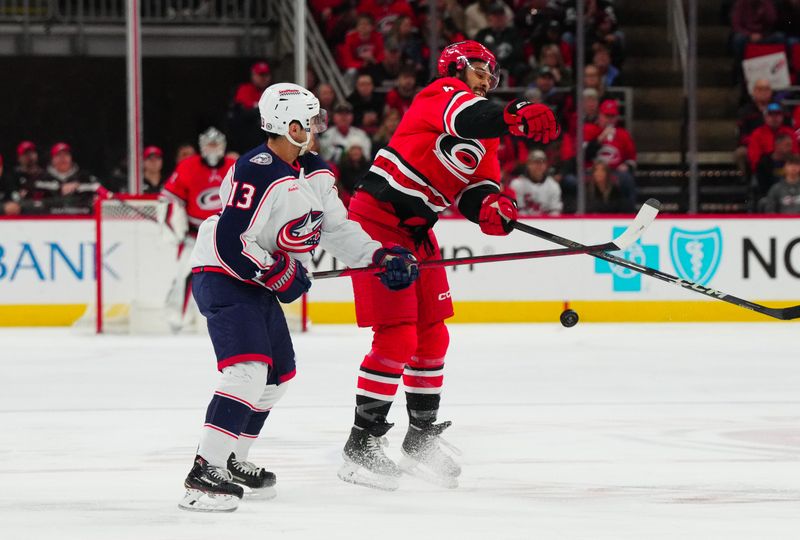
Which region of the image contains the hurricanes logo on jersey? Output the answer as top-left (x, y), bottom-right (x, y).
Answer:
top-left (276, 210), bottom-right (323, 253)
top-left (197, 187), bottom-right (222, 211)
top-left (433, 134), bottom-right (486, 183)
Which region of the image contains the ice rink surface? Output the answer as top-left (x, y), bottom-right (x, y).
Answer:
top-left (1, 323), bottom-right (799, 540)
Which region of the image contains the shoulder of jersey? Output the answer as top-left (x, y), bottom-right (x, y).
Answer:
top-left (233, 146), bottom-right (285, 184)
top-left (425, 76), bottom-right (471, 95)
top-left (299, 151), bottom-right (334, 176)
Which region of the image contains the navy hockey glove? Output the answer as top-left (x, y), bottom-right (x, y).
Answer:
top-left (373, 246), bottom-right (419, 291)
top-left (503, 99), bottom-right (559, 143)
top-left (256, 250), bottom-right (311, 303)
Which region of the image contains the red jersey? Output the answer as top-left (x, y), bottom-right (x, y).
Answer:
top-left (748, 125), bottom-right (799, 171)
top-left (162, 154), bottom-right (235, 232)
top-left (384, 88), bottom-right (415, 115)
top-left (339, 30), bottom-right (385, 71)
top-left (234, 82), bottom-right (262, 109)
top-left (586, 123), bottom-right (636, 169)
top-left (359, 77), bottom-right (501, 225)
top-left (357, 0), bottom-right (415, 33)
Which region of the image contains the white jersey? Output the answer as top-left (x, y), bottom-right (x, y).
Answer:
top-left (318, 125), bottom-right (372, 164)
top-left (190, 144), bottom-right (380, 282)
top-left (508, 174), bottom-right (563, 216)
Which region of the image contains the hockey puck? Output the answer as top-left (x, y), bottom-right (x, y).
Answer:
top-left (560, 309), bottom-right (579, 327)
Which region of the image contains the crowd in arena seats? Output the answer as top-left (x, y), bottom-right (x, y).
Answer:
top-left (2, 1), bottom-right (646, 217)
top-left (728, 0), bottom-right (800, 213)
top-left (309, 0), bottom-right (635, 215)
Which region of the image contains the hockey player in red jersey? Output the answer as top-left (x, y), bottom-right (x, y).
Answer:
top-left (338, 40), bottom-right (559, 491)
top-left (160, 127), bottom-right (236, 332)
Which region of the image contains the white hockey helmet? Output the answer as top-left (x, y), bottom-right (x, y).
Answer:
top-left (199, 127), bottom-right (226, 167)
top-left (258, 82), bottom-right (328, 155)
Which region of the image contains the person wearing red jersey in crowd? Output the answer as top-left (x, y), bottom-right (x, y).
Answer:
top-left (748, 103), bottom-right (799, 172)
top-left (229, 62), bottom-right (273, 153)
top-left (357, 0), bottom-right (415, 34)
top-left (161, 127), bottom-right (236, 332)
top-left (585, 99), bottom-right (637, 206)
top-left (339, 14), bottom-right (385, 82)
top-left (337, 40), bottom-right (558, 491)
top-left (384, 65), bottom-right (417, 115)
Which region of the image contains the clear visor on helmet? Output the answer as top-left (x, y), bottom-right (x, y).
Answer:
top-left (464, 58), bottom-right (500, 91)
top-left (310, 109), bottom-right (328, 134)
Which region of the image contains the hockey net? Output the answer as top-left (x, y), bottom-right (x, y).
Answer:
top-left (74, 195), bottom-right (308, 334)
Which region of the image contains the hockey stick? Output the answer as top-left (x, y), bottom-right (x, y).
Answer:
top-left (311, 199), bottom-right (660, 280)
top-left (510, 198), bottom-right (800, 321)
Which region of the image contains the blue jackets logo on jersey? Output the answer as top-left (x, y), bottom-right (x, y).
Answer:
top-left (276, 210), bottom-right (324, 253)
top-left (249, 152), bottom-right (273, 166)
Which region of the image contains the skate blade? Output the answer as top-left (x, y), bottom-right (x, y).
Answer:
top-left (399, 456), bottom-right (459, 489)
top-left (337, 461), bottom-right (399, 491)
top-left (178, 489), bottom-right (240, 512)
top-left (243, 485), bottom-right (277, 500)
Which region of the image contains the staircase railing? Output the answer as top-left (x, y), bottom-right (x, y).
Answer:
top-left (667, 0), bottom-right (689, 93)
top-left (274, 0), bottom-right (350, 102)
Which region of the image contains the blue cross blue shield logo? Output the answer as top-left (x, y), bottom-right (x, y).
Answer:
top-left (669, 227), bottom-right (723, 286)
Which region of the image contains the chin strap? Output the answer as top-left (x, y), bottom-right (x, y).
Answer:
top-left (285, 130), bottom-right (311, 156)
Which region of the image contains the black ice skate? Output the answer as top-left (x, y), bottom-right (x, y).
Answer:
top-left (338, 421), bottom-right (401, 491)
top-left (227, 453), bottom-right (277, 499)
top-left (399, 421), bottom-right (462, 489)
top-left (178, 455), bottom-right (244, 512)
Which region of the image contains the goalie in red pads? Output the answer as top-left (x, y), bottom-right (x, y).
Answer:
top-left (339, 40), bottom-right (559, 490)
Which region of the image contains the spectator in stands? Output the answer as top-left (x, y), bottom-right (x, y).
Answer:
top-left (592, 44), bottom-right (620, 86)
top-left (568, 88), bottom-right (601, 134)
top-left (464, 0), bottom-right (513, 39)
top-left (586, 99), bottom-right (637, 206)
top-left (730, 0), bottom-right (785, 65)
top-left (319, 103), bottom-right (373, 164)
top-left (748, 103), bottom-right (798, 172)
top-left (497, 132), bottom-right (529, 180)
top-left (337, 144), bottom-right (371, 208)
top-left (348, 72), bottom-right (385, 135)
top-left (175, 143), bottom-right (196, 164)
top-left (367, 39), bottom-right (404, 87)
top-left (339, 14), bottom-right (385, 84)
top-left (531, 66), bottom-right (567, 121)
top-left (586, 161), bottom-right (634, 213)
top-left (475, 2), bottom-right (527, 84)
top-left (584, 63), bottom-right (607, 101)
top-left (358, 0), bottom-right (415, 35)
top-left (389, 15), bottom-right (425, 75)
top-left (737, 78), bottom-right (773, 147)
top-left (0, 155), bottom-right (22, 216)
top-left (142, 146), bottom-right (166, 194)
top-left (753, 132), bottom-right (794, 198)
top-left (371, 107), bottom-right (401, 157)
top-left (760, 152), bottom-right (800, 212)
top-left (384, 65), bottom-right (417, 115)
top-left (587, 7), bottom-right (625, 68)
top-left (539, 43), bottom-right (573, 86)
top-left (316, 83), bottom-right (338, 113)
top-left (228, 61), bottom-right (272, 153)
top-left (11, 141), bottom-right (44, 190)
top-left (509, 149), bottom-right (563, 216)
top-left (20, 143), bottom-right (100, 215)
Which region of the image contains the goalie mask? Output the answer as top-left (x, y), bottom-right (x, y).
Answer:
top-left (199, 127), bottom-right (226, 167)
top-left (258, 82), bottom-right (328, 155)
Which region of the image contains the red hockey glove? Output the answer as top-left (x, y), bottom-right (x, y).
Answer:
top-left (373, 245), bottom-right (419, 291)
top-left (503, 100), bottom-right (559, 143)
top-left (255, 250), bottom-right (311, 303)
top-left (479, 193), bottom-right (517, 236)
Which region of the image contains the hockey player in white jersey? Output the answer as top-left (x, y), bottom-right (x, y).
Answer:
top-left (178, 82), bottom-right (419, 512)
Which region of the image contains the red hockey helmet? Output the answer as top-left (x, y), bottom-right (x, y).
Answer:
top-left (437, 40), bottom-right (497, 77)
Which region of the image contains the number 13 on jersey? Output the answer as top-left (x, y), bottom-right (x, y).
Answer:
top-left (226, 181), bottom-right (256, 210)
